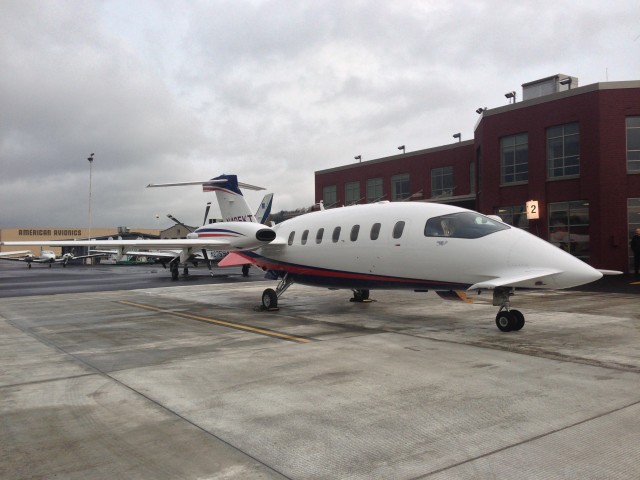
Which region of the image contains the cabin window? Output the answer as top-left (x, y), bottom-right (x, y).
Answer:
top-left (424, 212), bottom-right (509, 239)
top-left (392, 221), bottom-right (405, 239)
top-left (316, 228), bottom-right (324, 244)
top-left (350, 225), bottom-right (360, 241)
top-left (332, 226), bottom-right (341, 243)
top-left (287, 231), bottom-right (295, 246)
top-left (370, 223), bottom-right (381, 240)
top-left (301, 230), bottom-right (309, 245)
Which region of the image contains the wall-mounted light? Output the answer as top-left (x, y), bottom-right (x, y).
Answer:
top-left (476, 107), bottom-right (486, 114)
top-left (397, 145), bottom-right (405, 154)
top-left (505, 91), bottom-right (516, 104)
top-left (559, 77), bottom-right (572, 89)
top-left (354, 155), bottom-right (361, 162)
top-left (452, 133), bottom-right (461, 142)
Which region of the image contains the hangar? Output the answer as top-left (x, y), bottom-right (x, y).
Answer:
top-left (315, 76), bottom-right (640, 272)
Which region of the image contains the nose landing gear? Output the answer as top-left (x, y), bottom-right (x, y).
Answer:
top-left (493, 288), bottom-right (525, 332)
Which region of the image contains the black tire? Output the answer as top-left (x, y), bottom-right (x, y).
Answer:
top-left (262, 288), bottom-right (278, 309)
top-left (511, 310), bottom-right (525, 331)
top-left (171, 268), bottom-right (179, 281)
top-left (242, 264), bottom-right (250, 277)
top-left (495, 311), bottom-right (513, 332)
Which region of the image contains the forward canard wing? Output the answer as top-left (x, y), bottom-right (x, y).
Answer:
top-left (467, 268), bottom-right (563, 291)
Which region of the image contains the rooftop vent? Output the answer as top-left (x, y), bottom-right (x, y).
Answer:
top-left (522, 74), bottom-right (578, 101)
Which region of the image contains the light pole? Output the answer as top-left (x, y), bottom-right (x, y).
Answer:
top-left (88, 153), bottom-right (94, 240)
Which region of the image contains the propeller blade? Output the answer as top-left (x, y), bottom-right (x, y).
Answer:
top-left (203, 202), bottom-right (211, 226)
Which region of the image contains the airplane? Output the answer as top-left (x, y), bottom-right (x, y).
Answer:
top-left (0, 249), bottom-right (107, 268)
top-left (92, 189), bottom-right (274, 278)
top-left (0, 175), bottom-right (276, 280)
top-left (217, 199), bottom-right (617, 332)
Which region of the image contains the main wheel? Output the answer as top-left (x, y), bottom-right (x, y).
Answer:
top-left (352, 289), bottom-right (370, 302)
top-left (171, 267), bottom-right (179, 281)
top-left (510, 310), bottom-right (525, 331)
top-left (262, 288), bottom-right (278, 309)
top-left (495, 311), bottom-right (514, 332)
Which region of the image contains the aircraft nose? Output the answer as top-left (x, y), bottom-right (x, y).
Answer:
top-left (554, 260), bottom-right (602, 288)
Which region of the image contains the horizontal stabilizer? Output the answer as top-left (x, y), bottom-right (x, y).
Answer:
top-left (147, 179), bottom-right (265, 191)
top-left (467, 268), bottom-right (562, 291)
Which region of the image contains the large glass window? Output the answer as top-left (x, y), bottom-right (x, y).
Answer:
top-left (323, 185), bottom-right (337, 208)
top-left (628, 198), bottom-right (640, 272)
top-left (547, 123), bottom-right (580, 178)
top-left (345, 181), bottom-right (360, 205)
top-left (501, 133), bottom-right (528, 184)
top-left (366, 178), bottom-right (383, 203)
top-left (627, 117), bottom-right (640, 173)
top-left (391, 174), bottom-right (410, 201)
top-left (548, 201), bottom-right (590, 262)
top-left (431, 166), bottom-right (453, 197)
top-left (494, 205), bottom-right (529, 230)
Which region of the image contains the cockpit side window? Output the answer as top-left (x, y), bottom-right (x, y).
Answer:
top-left (424, 212), bottom-right (509, 239)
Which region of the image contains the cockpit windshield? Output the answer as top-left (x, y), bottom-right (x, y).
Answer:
top-left (424, 212), bottom-right (509, 239)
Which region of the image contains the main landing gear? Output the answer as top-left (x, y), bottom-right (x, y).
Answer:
top-left (261, 273), bottom-right (293, 310)
top-left (493, 288), bottom-right (525, 332)
top-left (350, 289), bottom-right (370, 302)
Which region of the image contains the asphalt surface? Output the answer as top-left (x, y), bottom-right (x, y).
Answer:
top-left (0, 261), bottom-right (639, 479)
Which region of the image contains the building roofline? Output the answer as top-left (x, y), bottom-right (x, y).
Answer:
top-left (476, 80), bottom-right (640, 126)
top-left (315, 139), bottom-right (474, 176)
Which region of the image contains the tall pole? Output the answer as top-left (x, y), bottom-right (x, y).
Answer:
top-left (88, 153), bottom-right (94, 240)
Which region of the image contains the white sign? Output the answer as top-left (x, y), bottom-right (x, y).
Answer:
top-left (526, 200), bottom-right (539, 220)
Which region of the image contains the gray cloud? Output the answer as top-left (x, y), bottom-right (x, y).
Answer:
top-left (1, 0), bottom-right (639, 228)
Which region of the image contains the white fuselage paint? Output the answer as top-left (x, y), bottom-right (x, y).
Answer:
top-left (253, 202), bottom-right (602, 291)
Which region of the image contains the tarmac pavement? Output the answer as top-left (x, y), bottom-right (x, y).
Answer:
top-left (0, 264), bottom-right (639, 479)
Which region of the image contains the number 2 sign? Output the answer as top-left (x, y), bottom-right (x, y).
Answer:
top-left (526, 200), bottom-right (539, 220)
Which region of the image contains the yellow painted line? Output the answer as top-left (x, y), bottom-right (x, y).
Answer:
top-left (118, 300), bottom-right (313, 344)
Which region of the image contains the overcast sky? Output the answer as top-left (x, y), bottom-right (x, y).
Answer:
top-left (1, 0), bottom-right (639, 229)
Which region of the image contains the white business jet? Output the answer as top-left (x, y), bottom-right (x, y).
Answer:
top-left (219, 200), bottom-right (612, 332)
top-left (0, 175), bottom-right (276, 279)
top-left (0, 249), bottom-right (106, 268)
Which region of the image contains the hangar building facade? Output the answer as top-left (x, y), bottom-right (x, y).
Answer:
top-left (315, 76), bottom-right (640, 272)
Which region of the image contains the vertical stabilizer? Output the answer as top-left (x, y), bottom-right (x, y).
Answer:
top-left (204, 174), bottom-right (258, 223)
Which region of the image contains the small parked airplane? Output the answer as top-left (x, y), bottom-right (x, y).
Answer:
top-left (218, 198), bottom-right (615, 332)
top-left (0, 175), bottom-right (276, 279)
top-left (0, 249), bottom-right (106, 268)
top-left (92, 188), bottom-right (274, 278)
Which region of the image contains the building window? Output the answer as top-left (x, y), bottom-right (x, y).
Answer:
top-left (366, 178), bottom-right (383, 203)
top-left (500, 133), bottom-right (528, 184)
top-left (547, 123), bottom-right (580, 178)
top-left (470, 161), bottom-right (476, 194)
top-left (494, 205), bottom-right (529, 230)
top-left (323, 185), bottom-right (337, 208)
top-left (391, 174), bottom-right (410, 201)
top-left (628, 198), bottom-right (640, 272)
top-left (548, 201), bottom-right (590, 262)
top-left (627, 117), bottom-right (640, 173)
top-left (431, 166), bottom-right (453, 197)
top-left (345, 181), bottom-right (360, 205)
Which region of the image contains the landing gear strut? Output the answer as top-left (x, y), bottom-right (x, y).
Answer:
top-left (493, 288), bottom-right (525, 332)
top-left (350, 289), bottom-right (370, 302)
top-left (261, 273), bottom-right (293, 310)
top-left (170, 260), bottom-right (179, 281)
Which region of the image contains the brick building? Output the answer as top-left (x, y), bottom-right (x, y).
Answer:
top-left (315, 76), bottom-right (640, 271)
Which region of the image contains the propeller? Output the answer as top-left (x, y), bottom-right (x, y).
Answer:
top-left (203, 202), bottom-right (211, 226)
top-left (166, 214), bottom-right (195, 233)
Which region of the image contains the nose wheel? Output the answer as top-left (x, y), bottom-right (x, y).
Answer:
top-left (495, 309), bottom-right (525, 332)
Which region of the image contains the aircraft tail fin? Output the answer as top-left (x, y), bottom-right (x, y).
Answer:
top-left (255, 193), bottom-right (274, 224)
top-left (147, 174), bottom-right (266, 224)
